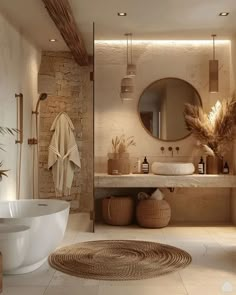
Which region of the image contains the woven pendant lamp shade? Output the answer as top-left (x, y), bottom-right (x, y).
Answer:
top-left (120, 76), bottom-right (135, 101)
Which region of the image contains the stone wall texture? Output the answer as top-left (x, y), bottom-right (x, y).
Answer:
top-left (38, 51), bottom-right (93, 213)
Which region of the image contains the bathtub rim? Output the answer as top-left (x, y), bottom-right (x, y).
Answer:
top-left (0, 199), bottom-right (70, 219)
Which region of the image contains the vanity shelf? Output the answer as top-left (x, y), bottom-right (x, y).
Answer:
top-left (95, 173), bottom-right (236, 188)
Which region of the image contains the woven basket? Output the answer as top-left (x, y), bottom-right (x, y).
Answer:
top-left (136, 199), bottom-right (171, 228)
top-left (102, 196), bottom-right (134, 226)
top-left (107, 153), bottom-right (130, 175)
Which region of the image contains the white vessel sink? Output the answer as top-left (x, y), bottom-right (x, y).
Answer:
top-left (152, 162), bottom-right (195, 175)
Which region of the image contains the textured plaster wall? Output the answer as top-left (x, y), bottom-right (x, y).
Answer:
top-left (95, 40), bottom-right (233, 223)
top-left (38, 52), bottom-right (93, 213)
top-left (0, 12), bottom-right (41, 200)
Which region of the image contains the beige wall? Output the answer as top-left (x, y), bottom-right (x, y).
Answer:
top-left (0, 12), bottom-right (41, 200)
top-left (95, 40), bottom-right (233, 223)
top-left (38, 52), bottom-right (93, 213)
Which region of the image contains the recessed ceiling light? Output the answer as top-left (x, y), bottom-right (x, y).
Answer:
top-left (117, 12), bottom-right (127, 16)
top-left (219, 12), bottom-right (229, 16)
top-left (49, 38), bottom-right (57, 42)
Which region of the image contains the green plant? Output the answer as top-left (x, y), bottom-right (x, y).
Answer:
top-left (184, 99), bottom-right (236, 158)
top-left (111, 134), bottom-right (136, 154)
top-left (0, 127), bottom-right (17, 179)
top-left (0, 161), bottom-right (8, 179)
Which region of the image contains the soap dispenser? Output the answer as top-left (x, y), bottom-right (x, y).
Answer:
top-left (198, 157), bottom-right (205, 174)
top-left (223, 162), bottom-right (229, 174)
top-left (142, 156), bottom-right (149, 174)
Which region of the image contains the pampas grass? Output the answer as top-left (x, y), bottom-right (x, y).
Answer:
top-left (184, 99), bottom-right (236, 158)
top-left (111, 134), bottom-right (136, 154)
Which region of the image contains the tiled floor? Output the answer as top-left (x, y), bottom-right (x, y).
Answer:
top-left (2, 214), bottom-right (236, 295)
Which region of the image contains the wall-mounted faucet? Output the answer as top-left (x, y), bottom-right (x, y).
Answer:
top-left (168, 146), bottom-right (173, 157)
top-left (161, 146), bottom-right (180, 156)
top-left (28, 93), bottom-right (48, 145)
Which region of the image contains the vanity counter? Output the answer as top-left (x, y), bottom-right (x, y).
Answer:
top-left (95, 173), bottom-right (236, 188)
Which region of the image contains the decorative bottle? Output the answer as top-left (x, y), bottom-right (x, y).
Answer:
top-left (133, 158), bottom-right (141, 174)
top-left (198, 157), bottom-right (205, 174)
top-left (142, 156), bottom-right (149, 174)
top-left (223, 162), bottom-right (229, 174)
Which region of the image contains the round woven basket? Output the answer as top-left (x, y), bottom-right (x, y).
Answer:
top-left (136, 199), bottom-right (171, 228)
top-left (102, 196), bottom-right (134, 226)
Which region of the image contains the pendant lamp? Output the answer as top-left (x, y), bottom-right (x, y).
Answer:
top-left (120, 33), bottom-right (135, 101)
top-left (209, 34), bottom-right (219, 93)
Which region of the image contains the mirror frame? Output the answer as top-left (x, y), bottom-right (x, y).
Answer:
top-left (137, 77), bottom-right (203, 142)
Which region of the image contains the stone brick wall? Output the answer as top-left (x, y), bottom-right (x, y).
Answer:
top-left (38, 51), bottom-right (93, 213)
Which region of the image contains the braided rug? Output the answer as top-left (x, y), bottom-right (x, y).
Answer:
top-left (49, 240), bottom-right (191, 280)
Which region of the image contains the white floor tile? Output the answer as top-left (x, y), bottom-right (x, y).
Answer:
top-left (44, 285), bottom-right (99, 295)
top-left (1, 286), bottom-right (46, 295)
top-left (97, 284), bottom-right (187, 295)
top-left (3, 261), bottom-right (55, 287)
top-left (49, 271), bottom-right (99, 287)
top-left (2, 216), bottom-right (236, 295)
top-left (99, 271), bottom-right (185, 288)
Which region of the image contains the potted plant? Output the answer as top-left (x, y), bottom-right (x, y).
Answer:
top-left (184, 99), bottom-right (236, 174)
top-left (0, 127), bottom-right (17, 180)
top-left (108, 135), bottom-right (136, 175)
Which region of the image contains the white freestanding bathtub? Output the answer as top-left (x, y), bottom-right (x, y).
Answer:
top-left (0, 199), bottom-right (70, 274)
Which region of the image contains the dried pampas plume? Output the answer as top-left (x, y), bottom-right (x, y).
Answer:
top-left (184, 99), bottom-right (236, 158)
top-left (111, 134), bottom-right (136, 154)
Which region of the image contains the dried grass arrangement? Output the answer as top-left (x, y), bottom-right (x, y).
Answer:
top-left (111, 135), bottom-right (136, 154)
top-left (108, 135), bottom-right (136, 175)
top-left (184, 99), bottom-right (236, 158)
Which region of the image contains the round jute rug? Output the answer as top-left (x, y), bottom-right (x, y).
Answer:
top-left (48, 240), bottom-right (192, 280)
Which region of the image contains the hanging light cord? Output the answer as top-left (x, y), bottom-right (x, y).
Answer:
top-left (125, 33), bottom-right (133, 66)
top-left (130, 33), bottom-right (133, 65)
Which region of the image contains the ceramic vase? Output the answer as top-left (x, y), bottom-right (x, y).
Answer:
top-left (206, 155), bottom-right (223, 174)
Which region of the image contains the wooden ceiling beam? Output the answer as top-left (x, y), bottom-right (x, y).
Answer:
top-left (42, 0), bottom-right (89, 66)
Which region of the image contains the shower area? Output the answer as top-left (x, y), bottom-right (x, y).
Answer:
top-left (37, 51), bottom-right (94, 216)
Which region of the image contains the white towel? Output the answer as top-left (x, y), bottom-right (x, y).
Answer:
top-left (48, 112), bottom-right (81, 196)
top-left (150, 188), bottom-right (164, 200)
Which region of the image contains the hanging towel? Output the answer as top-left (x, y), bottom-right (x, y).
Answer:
top-left (48, 112), bottom-right (81, 196)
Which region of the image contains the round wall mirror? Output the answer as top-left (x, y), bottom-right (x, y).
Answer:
top-left (138, 78), bottom-right (202, 141)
